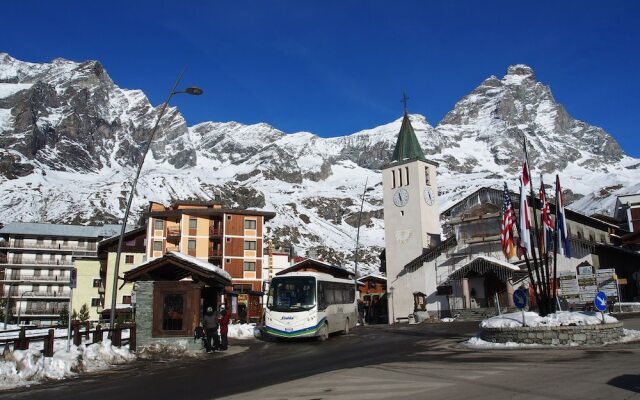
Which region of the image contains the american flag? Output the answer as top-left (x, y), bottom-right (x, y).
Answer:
top-left (501, 182), bottom-right (516, 259)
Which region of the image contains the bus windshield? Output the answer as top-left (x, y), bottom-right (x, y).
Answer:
top-left (267, 277), bottom-right (316, 312)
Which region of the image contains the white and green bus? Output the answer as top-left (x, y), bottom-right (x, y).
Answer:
top-left (264, 272), bottom-right (357, 341)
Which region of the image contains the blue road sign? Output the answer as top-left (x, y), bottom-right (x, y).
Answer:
top-left (594, 291), bottom-right (608, 312)
top-left (513, 289), bottom-right (527, 309)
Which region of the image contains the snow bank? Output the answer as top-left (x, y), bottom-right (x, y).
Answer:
top-left (0, 340), bottom-right (135, 391)
top-left (480, 311), bottom-right (618, 329)
top-left (464, 329), bottom-right (640, 349)
top-left (228, 323), bottom-right (257, 339)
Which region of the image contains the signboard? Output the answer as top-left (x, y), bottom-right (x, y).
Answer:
top-left (559, 271), bottom-right (580, 303)
top-left (513, 289), bottom-right (527, 309)
top-left (596, 268), bottom-right (618, 299)
top-left (594, 291), bottom-right (608, 312)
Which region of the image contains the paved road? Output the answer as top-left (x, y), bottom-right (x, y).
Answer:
top-left (1, 319), bottom-right (639, 400)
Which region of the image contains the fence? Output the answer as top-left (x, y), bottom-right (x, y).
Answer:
top-left (1, 321), bottom-right (135, 357)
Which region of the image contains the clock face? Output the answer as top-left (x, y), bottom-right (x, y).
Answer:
top-left (424, 187), bottom-right (435, 206)
top-left (393, 188), bottom-right (409, 207)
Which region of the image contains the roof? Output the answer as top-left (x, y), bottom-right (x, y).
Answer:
top-left (276, 258), bottom-right (354, 279)
top-left (98, 226), bottom-right (147, 250)
top-left (357, 275), bottom-right (387, 283)
top-left (148, 208), bottom-right (276, 221)
top-left (444, 256), bottom-right (528, 283)
top-left (0, 222), bottom-right (133, 238)
top-left (389, 113), bottom-right (427, 164)
top-left (124, 251), bottom-right (231, 285)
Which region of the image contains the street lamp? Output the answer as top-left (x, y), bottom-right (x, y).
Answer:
top-left (354, 179), bottom-right (375, 297)
top-left (108, 70), bottom-right (203, 329)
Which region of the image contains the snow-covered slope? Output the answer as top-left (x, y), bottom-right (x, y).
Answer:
top-left (1, 55), bottom-right (638, 276)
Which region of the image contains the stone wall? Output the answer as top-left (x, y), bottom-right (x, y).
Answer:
top-left (480, 322), bottom-right (624, 346)
top-left (134, 281), bottom-right (203, 352)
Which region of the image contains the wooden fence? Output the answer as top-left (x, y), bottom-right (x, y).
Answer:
top-left (1, 321), bottom-right (135, 357)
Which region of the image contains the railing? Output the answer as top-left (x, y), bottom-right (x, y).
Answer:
top-left (208, 249), bottom-right (223, 257)
top-left (167, 228), bottom-right (181, 236)
top-left (0, 322), bottom-right (136, 357)
top-left (209, 227), bottom-right (222, 236)
top-left (12, 292), bottom-right (71, 298)
top-left (0, 242), bottom-right (96, 251)
top-left (8, 259), bottom-right (74, 266)
top-left (20, 308), bottom-right (65, 316)
top-left (1, 275), bottom-right (70, 282)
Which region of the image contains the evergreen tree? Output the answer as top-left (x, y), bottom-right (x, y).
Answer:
top-left (78, 303), bottom-right (90, 322)
top-left (59, 307), bottom-right (69, 326)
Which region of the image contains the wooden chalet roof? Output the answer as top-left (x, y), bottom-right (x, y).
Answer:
top-left (124, 252), bottom-right (231, 286)
top-left (444, 256), bottom-right (528, 283)
top-left (276, 258), bottom-right (354, 279)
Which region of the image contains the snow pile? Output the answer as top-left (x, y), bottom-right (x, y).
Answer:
top-left (618, 329), bottom-right (640, 343)
top-left (0, 340), bottom-right (135, 390)
top-left (228, 323), bottom-right (257, 339)
top-left (480, 311), bottom-right (618, 328)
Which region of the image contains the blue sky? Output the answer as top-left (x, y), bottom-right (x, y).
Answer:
top-left (2, 1), bottom-right (639, 156)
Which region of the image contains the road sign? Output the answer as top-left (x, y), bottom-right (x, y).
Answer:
top-left (594, 291), bottom-right (608, 312)
top-left (513, 289), bottom-right (527, 309)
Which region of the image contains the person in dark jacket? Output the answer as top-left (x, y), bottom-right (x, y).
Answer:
top-left (219, 307), bottom-right (231, 351)
top-left (203, 306), bottom-right (220, 353)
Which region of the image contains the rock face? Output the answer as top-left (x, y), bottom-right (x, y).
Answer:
top-left (1, 54), bottom-right (639, 277)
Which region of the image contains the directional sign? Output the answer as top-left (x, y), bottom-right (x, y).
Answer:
top-left (513, 289), bottom-right (527, 309)
top-left (594, 291), bottom-right (608, 312)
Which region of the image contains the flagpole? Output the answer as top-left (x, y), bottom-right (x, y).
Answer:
top-left (540, 175), bottom-right (554, 313)
top-left (517, 176), bottom-right (543, 311)
top-left (523, 137), bottom-right (549, 315)
top-left (552, 174), bottom-right (560, 308)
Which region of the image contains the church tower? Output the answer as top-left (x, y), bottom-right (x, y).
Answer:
top-left (383, 106), bottom-right (440, 322)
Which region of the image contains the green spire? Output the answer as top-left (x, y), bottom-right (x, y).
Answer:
top-left (390, 112), bottom-right (426, 163)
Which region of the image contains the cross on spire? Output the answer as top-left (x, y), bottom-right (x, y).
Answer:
top-left (401, 92), bottom-right (409, 114)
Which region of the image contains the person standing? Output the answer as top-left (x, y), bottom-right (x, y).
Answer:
top-left (203, 306), bottom-right (220, 353)
top-left (219, 307), bottom-right (231, 351)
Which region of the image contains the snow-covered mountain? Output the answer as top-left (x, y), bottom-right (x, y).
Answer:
top-left (1, 54), bottom-right (639, 276)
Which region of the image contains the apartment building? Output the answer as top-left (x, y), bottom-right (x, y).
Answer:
top-left (146, 200), bottom-right (276, 321)
top-left (0, 223), bottom-right (124, 326)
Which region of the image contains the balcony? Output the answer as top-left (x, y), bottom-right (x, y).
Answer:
top-left (20, 308), bottom-right (67, 316)
top-left (167, 228), bottom-right (181, 237)
top-left (208, 248), bottom-right (223, 258)
top-left (6, 258), bottom-right (74, 266)
top-left (12, 292), bottom-right (71, 299)
top-left (1, 274), bottom-right (70, 283)
top-left (209, 227), bottom-right (222, 236)
top-left (0, 242), bottom-right (96, 252)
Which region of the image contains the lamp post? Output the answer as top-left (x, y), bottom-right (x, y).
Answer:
top-left (354, 179), bottom-right (374, 297)
top-left (108, 70), bottom-right (203, 329)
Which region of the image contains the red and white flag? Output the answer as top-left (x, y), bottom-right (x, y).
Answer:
top-left (518, 177), bottom-right (532, 258)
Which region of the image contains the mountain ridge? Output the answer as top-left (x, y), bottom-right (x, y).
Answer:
top-left (1, 53), bottom-right (638, 276)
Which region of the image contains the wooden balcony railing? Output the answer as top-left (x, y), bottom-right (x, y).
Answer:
top-left (208, 249), bottom-right (223, 257)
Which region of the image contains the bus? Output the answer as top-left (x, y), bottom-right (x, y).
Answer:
top-left (264, 272), bottom-right (357, 341)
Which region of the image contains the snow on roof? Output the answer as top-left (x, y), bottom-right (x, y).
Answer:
top-left (167, 252), bottom-right (232, 281)
top-left (357, 275), bottom-right (387, 282)
top-left (472, 255), bottom-right (521, 271)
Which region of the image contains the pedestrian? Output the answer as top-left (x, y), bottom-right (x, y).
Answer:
top-left (219, 307), bottom-right (231, 351)
top-left (203, 306), bottom-right (220, 353)
top-left (357, 299), bottom-right (365, 325)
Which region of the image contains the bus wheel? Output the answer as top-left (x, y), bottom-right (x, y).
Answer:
top-left (318, 323), bottom-right (329, 342)
top-left (343, 318), bottom-right (350, 335)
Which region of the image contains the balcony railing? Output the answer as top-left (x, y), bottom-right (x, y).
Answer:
top-left (167, 228), bottom-right (181, 237)
top-left (1, 275), bottom-right (70, 282)
top-left (20, 308), bottom-right (67, 316)
top-left (209, 227), bottom-right (222, 236)
top-left (7, 259), bottom-right (74, 266)
top-left (208, 249), bottom-right (223, 257)
top-left (12, 292), bottom-right (71, 298)
top-left (0, 242), bottom-right (96, 251)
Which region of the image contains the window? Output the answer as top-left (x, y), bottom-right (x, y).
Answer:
top-left (244, 241), bottom-right (257, 250)
top-left (226, 258), bottom-right (231, 264)
top-left (233, 284), bottom-right (253, 293)
top-left (153, 241), bottom-right (163, 252)
top-left (91, 298), bottom-right (102, 307)
top-left (398, 168), bottom-right (403, 187)
top-left (244, 261), bottom-right (256, 271)
top-left (405, 166), bottom-right (409, 186)
top-left (189, 218), bottom-right (197, 229)
top-left (32, 284), bottom-right (40, 293)
top-left (36, 253), bottom-right (43, 262)
top-left (392, 170), bottom-right (396, 189)
top-left (188, 240), bottom-right (196, 250)
top-left (244, 219), bottom-right (257, 229)
top-left (122, 295), bottom-right (131, 305)
top-left (93, 279), bottom-right (101, 288)
top-left (162, 294), bottom-right (184, 330)
top-left (78, 238), bottom-right (85, 248)
top-left (34, 269), bottom-right (41, 277)
top-left (125, 255), bottom-right (134, 264)
top-left (154, 219), bottom-right (164, 230)
top-left (368, 280), bottom-right (376, 289)
top-left (37, 237), bottom-right (44, 244)
top-left (425, 167), bottom-right (431, 186)
top-left (600, 234), bottom-right (606, 243)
